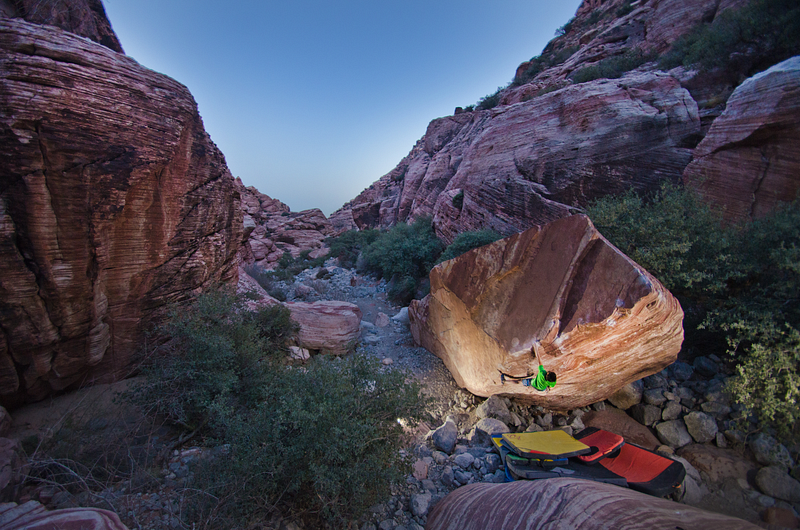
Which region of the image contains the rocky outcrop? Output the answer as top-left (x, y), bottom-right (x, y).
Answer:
top-left (425, 478), bottom-right (761, 530)
top-left (237, 179), bottom-right (333, 268)
top-left (336, 71), bottom-right (699, 244)
top-left (683, 56), bottom-right (800, 223)
top-left (0, 500), bottom-right (129, 530)
top-left (0, 0), bottom-right (123, 52)
top-left (237, 267), bottom-right (361, 355)
top-left (0, 18), bottom-right (242, 406)
top-left (409, 215), bottom-right (684, 409)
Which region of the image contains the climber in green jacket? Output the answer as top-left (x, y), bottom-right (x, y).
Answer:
top-left (499, 341), bottom-right (557, 391)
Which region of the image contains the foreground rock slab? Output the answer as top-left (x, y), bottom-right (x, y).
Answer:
top-left (410, 215), bottom-right (683, 409)
top-left (425, 478), bottom-right (760, 530)
top-left (0, 19), bottom-right (242, 406)
top-left (0, 500), bottom-right (129, 530)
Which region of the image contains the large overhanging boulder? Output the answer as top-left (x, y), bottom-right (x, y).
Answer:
top-left (409, 215), bottom-right (684, 410)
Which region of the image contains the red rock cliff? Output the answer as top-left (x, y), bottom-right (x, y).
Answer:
top-left (0, 18), bottom-right (242, 406)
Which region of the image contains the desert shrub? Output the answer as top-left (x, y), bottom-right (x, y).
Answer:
top-left (555, 17), bottom-right (575, 36)
top-left (437, 230), bottom-right (503, 264)
top-left (326, 228), bottom-right (380, 269)
top-left (129, 291), bottom-right (426, 527)
top-left (476, 86), bottom-right (505, 110)
top-left (616, 1), bottom-right (634, 17)
top-left (360, 217), bottom-right (443, 303)
top-left (270, 250), bottom-right (327, 282)
top-left (513, 46), bottom-right (580, 86)
top-left (452, 190), bottom-right (464, 209)
top-left (586, 10), bottom-right (603, 25)
top-left (588, 188), bottom-right (800, 441)
top-left (659, 0), bottom-right (800, 77)
top-left (571, 49), bottom-right (655, 83)
top-left (243, 263), bottom-right (287, 301)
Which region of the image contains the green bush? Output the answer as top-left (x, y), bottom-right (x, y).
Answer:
top-left (129, 291), bottom-right (426, 527)
top-left (659, 0), bottom-right (800, 77)
top-left (555, 17), bottom-right (575, 36)
top-left (326, 228), bottom-right (380, 269)
top-left (587, 188), bottom-right (800, 442)
top-left (360, 217), bottom-right (443, 304)
top-left (512, 46), bottom-right (579, 87)
top-left (452, 190), bottom-right (464, 209)
top-left (571, 49), bottom-right (655, 84)
top-left (243, 263), bottom-right (287, 301)
top-left (437, 230), bottom-right (503, 264)
top-left (476, 86), bottom-right (505, 110)
top-left (616, 1), bottom-right (634, 17)
top-left (270, 249), bottom-right (327, 282)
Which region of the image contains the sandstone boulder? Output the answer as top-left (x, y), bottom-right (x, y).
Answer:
top-left (409, 215), bottom-right (684, 409)
top-left (581, 407), bottom-right (660, 450)
top-left (426, 478), bottom-right (761, 530)
top-left (0, 500), bottom-right (129, 530)
top-left (683, 56), bottom-right (800, 223)
top-left (286, 301), bottom-right (361, 355)
top-left (0, 19), bottom-right (242, 406)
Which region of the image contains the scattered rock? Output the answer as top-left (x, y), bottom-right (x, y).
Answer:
top-left (382, 357), bottom-right (394, 365)
top-left (468, 418), bottom-right (510, 447)
top-left (684, 411), bottom-right (719, 444)
top-left (755, 466), bottom-right (800, 504)
top-left (287, 301), bottom-right (362, 355)
top-left (376, 312), bottom-right (390, 328)
top-left (475, 396), bottom-right (513, 426)
top-left (761, 506), bottom-right (800, 528)
top-left (582, 408), bottom-right (660, 450)
top-left (453, 453), bottom-right (475, 470)
top-left (655, 420), bottom-right (693, 449)
top-left (630, 403), bottom-right (661, 427)
top-left (0, 500), bottom-right (129, 530)
top-left (392, 308), bottom-right (410, 325)
top-left (643, 388), bottom-right (667, 407)
top-left (750, 434), bottom-right (794, 469)
top-left (670, 362), bottom-right (694, 382)
top-left (412, 460), bottom-right (428, 481)
top-left (410, 493), bottom-right (432, 518)
top-left (677, 444), bottom-right (756, 484)
top-left (608, 380), bottom-right (644, 411)
top-left (432, 419), bottom-right (458, 454)
top-left (662, 401), bottom-right (683, 421)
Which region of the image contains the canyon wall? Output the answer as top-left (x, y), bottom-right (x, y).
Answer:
top-left (0, 17), bottom-right (242, 406)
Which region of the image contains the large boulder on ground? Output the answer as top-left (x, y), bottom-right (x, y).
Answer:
top-left (683, 56), bottom-right (800, 223)
top-left (581, 408), bottom-right (660, 450)
top-left (425, 478), bottom-right (761, 530)
top-left (0, 18), bottom-right (242, 406)
top-left (409, 215), bottom-right (684, 409)
top-left (0, 500), bottom-right (129, 530)
top-left (286, 301), bottom-right (362, 355)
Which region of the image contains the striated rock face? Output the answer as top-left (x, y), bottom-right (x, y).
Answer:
top-left (425, 478), bottom-right (761, 530)
top-left (0, 0), bottom-right (123, 53)
top-left (0, 500), bottom-right (129, 530)
top-left (237, 179), bottom-right (333, 269)
top-left (0, 18), bottom-right (242, 406)
top-left (409, 215), bottom-right (683, 410)
top-left (683, 56), bottom-right (800, 223)
top-left (336, 71), bottom-right (699, 244)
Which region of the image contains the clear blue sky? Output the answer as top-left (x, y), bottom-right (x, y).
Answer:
top-left (103, 0), bottom-right (582, 215)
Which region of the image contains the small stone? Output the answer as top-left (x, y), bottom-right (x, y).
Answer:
top-left (756, 467), bottom-right (800, 503)
top-left (364, 335), bottom-right (381, 344)
top-left (484, 454), bottom-right (502, 474)
top-left (693, 356), bottom-right (719, 378)
top-left (700, 401), bottom-right (731, 420)
top-left (655, 419), bottom-right (692, 448)
top-left (630, 403), bottom-right (661, 427)
top-left (592, 401), bottom-right (606, 411)
top-left (643, 374), bottom-right (668, 389)
top-left (662, 401), bottom-right (683, 421)
top-left (421, 479), bottom-right (436, 492)
top-left (413, 460), bottom-right (429, 480)
top-left (608, 380), bottom-right (643, 410)
top-left (750, 434), bottom-right (794, 469)
top-left (379, 519), bottom-right (396, 530)
top-left (525, 423), bottom-right (543, 432)
top-left (432, 419), bottom-right (458, 454)
top-left (410, 493), bottom-right (432, 517)
top-left (558, 426), bottom-right (573, 436)
top-left (762, 506), bottom-right (800, 528)
top-left (475, 395), bottom-right (513, 425)
top-left (453, 453), bottom-right (475, 469)
top-left (382, 357), bottom-right (394, 365)
top-left (392, 307), bottom-right (410, 324)
top-left (468, 418), bottom-right (509, 446)
top-left (656, 445), bottom-right (674, 455)
top-left (432, 451), bottom-right (448, 466)
top-left (453, 469), bottom-right (472, 485)
top-left (683, 411), bottom-right (718, 443)
top-left (375, 312), bottom-right (390, 327)
top-left (535, 413), bottom-right (553, 428)
top-left (715, 432), bottom-right (727, 448)
top-left (670, 361), bottom-right (694, 382)
top-left (643, 388), bottom-right (667, 407)
top-left (440, 466), bottom-right (455, 487)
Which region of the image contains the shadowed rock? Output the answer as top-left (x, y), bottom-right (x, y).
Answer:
top-left (683, 56), bottom-right (800, 223)
top-left (0, 19), bottom-right (242, 406)
top-left (426, 478), bottom-right (761, 530)
top-left (409, 215), bottom-right (683, 409)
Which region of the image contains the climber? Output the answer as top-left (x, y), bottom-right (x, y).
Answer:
top-left (499, 341), bottom-right (557, 391)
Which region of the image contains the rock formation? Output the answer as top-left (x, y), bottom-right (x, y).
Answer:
top-left (237, 179), bottom-right (334, 269)
top-left (683, 56), bottom-right (800, 223)
top-left (409, 215), bottom-right (684, 410)
top-left (0, 0), bottom-right (123, 53)
top-left (0, 18), bottom-right (242, 406)
top-left (425, 478), bottom-right (760, 530)
top-left (0, 500), bottom-right (130, 530)
top-left (336, 71), bottom-right (699, 244)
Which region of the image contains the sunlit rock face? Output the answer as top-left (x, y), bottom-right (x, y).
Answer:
top-left (335, 71), bottom-right (699, 244)
top-left (409, 215), bottom-right (684, 410)
top-left (683, 56), bottom-right (800, 223)
top-left (0, 18), bottom-right (242, 406)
